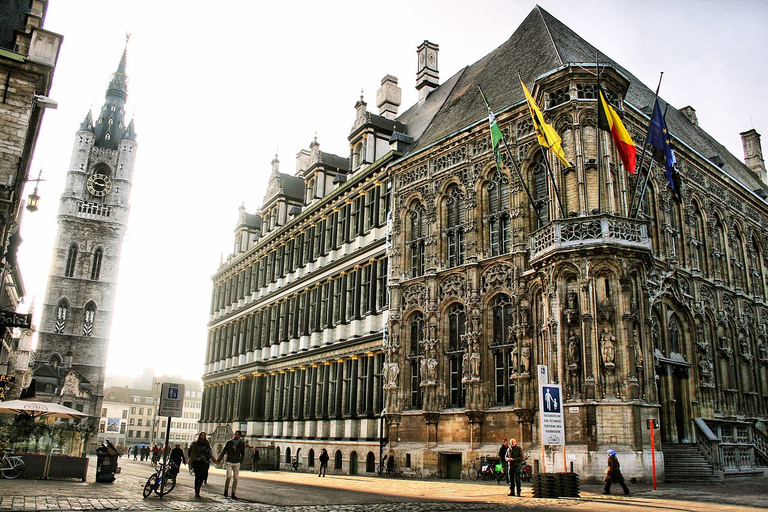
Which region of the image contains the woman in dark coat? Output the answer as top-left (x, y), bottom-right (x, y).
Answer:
top-left (188, 432), bottom-right (215, 498)
top-left (603, 449), bottom-right (630, 495)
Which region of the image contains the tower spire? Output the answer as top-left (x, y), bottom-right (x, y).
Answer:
top-left (93, 40), bottom-right (132, 149)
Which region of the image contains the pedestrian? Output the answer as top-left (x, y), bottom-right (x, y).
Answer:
top-left (216, 430), bottom-right (245, 499)
top-left (498, 439), bottom-right (509, 484)
top-left (169, 443), bottom-right (187, 478)
top-left (505, 438), bottom-right (524, 497)
top-left (152, 444), bottom-right (160, 465)
top-left (603, 449), bottom-right (630, 495)
top-left (132, 445), bottom-right (138, 461)
top-left (252, 446), bottom-right (260, 472)
top-left (188, 432), bottom-right (215, 498)
top-left (318, 448), bottom-right (329, 477)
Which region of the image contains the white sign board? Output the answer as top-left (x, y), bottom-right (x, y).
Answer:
top-left (158, 382), bottom-right (185, 418)
top-left (537, 365), bottom-right (549, 386)
top-left (539, 383), bottom-right (565, 446)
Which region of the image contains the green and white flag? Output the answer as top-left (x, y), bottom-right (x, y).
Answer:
top-left (489, 111), bottom-right (504, 175)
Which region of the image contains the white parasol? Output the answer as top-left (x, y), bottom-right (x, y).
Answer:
top-left (0, 399), bottom-right (88, 419)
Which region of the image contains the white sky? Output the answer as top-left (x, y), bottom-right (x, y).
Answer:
top-left (17, 0), bottom-right (768, 382)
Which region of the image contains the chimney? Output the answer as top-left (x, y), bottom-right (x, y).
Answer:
top-left (377, 75), bottom-right (401, 120)
top-left (679, 106), bottom-right (698, 126)
top-left (740, 129), bottom-right (768, 184)
top-left (416, 40), bottom-right (439, 103)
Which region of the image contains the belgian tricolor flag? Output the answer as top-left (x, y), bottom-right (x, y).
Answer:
top-left (598, 86), bottom-right (636, 174)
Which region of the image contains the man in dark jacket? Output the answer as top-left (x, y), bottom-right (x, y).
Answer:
top-left (505, 438), bottom-right (524, 497)
top-left (216, 430), bottom-right (245, 499)
top-left (498, 439), bottom-right (509, 484)
top-left (603, 449), bottom-right (630, 495)
top-left (169, 443), bottom-right (186, 478)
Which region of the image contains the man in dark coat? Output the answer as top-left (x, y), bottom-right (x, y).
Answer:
top-left (505, 438), bottom-right (524, 497)
top-left (498, 439), bottom-right (509, 484)
top-left (603, 449), bottom-right (630, 495)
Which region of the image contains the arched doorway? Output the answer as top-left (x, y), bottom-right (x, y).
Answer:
top-left (349, 451), bottom-right (358, 475)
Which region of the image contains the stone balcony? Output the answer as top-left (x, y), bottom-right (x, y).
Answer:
top-left (528, 214), bottom-right (652, 264)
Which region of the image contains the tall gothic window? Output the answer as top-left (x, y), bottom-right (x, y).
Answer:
top-left (65, 244), bottom-right (78, 277)
top-left (408, 311), bottom-right (425, 410)
top-left (732, 225), bottom-right (747, 291)
top-left (691, 202), bottom-right (708, 274)
top-left (751, 234), bottom-right (765, 300)
top-left (714, 214), bottom-right (727, 284)
top-left (487, 176), bottom-right (510, 257)
top-left (491, 294), bottom-right (516, 405)
top-left (531, 153), bottom-right (550, 227)
top-left (91, 247), bottom-right (104, 280)
top-left (446, 303), bottom-right (466, 407)
top-left (82, 302), bottom-right (96, 336)
top-left (409, 203), bottom-right (427, 277)
top-left (445, 187), bottom-right (465, 268)
top-left (55, 299), bottom-right (69, 333)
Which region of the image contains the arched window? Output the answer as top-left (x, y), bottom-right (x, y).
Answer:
top-left (713, 214), bottom-right (728, 285)
top-left (91, 247), bottom-right (104, 280)
top-left (334, 450), bottom-right (343, 470)
top-left (65, 244), bottom-right (78, 277)
top-left (408, 203), bottom-right (427, 277)
top-left (409, 312), bottom-right (425, 356)
top-left (445, 187), bottom-right (465, 267)
top-left (447, 303), bottom-right (466, 408)
top-left (691, 202), bottom-right (707, 274)
top-left (487, 176), bottom-right (510, 257)
top-left (285, 447), bottom-right (292, 464)
top-left (732, 225), bottom-right (747, 291)
top-left (308, 449), bottom-right (315, 467)
top-left (491, 294), bottom-right (516, 405)
top-left (55, 299), bottom-right (69, 333)
top-left (408, 311), bottom-right (425, 410)
top-left (366, 451), bottom-right (376, 473)
top-left (531, 152), bottom-right (550, 227)
top-left (751, 234), bottom-right (765, 300)
top-left (83, 302), bottom-right (96, 336)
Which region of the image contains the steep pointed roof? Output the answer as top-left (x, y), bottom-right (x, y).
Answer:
top-left (93, 46), bottom-right (134, 150)
top-left (399, 6), bottom-right (766, 194)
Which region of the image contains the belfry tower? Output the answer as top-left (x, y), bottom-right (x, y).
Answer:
top-left (33, 43), bottom-right (137, 427)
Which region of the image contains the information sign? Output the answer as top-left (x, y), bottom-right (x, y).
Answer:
top-left (158, 382), bottom-right (185, 418)
top-left (539, 383), bottom-right (565, 446)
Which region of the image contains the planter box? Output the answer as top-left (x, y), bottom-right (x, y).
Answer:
top-left (19, 454), bottom-right (47, 479)
top-left (47, 455), bottom-right (88, 481)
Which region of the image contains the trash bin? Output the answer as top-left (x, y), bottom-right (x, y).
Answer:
top-left (96, 440), bottom-right (118, 483)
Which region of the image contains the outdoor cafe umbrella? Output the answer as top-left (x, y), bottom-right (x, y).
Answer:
top-left (0, 399), bottom-right (88, 420)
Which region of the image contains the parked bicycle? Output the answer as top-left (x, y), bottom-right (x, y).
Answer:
top-left (0, 452), bottom-right (24, 479)
top-left (467, 456), bottom-right (504, 484)
top-left (377, 456), bottom-right (395, 476)
top-left (142, 460), bottom-right (178, 498)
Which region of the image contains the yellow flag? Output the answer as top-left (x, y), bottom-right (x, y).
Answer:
top-left (521, 80), bottom-right (571, 168)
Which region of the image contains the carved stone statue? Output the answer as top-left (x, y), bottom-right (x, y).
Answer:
top-left (698, 357), bottom-right (713, 385)
top-left (470, 349), bottom-right (481, 381)
top-left (520, 343), bottom-right (531, 374)
top-left (510, 342), bottom-right (519, 374)
top-left (600, 327), bottom-right (616, 365)
top-left (384, 362), bottom-right (399, 388)
top-left (426, 357), bottom-right (438, 382)
top-left (461, 351), bottom-right (470, 383)
top-left (567, 332), bottom-right (580, 366)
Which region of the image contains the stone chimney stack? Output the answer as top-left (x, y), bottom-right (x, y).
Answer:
top-left (416, 40), bottom-right (439, 103)
top-left (679, 106), bottom-right (698, 126)
top-left (740, 129), bottom-right (767, 184)
top-left (377, 75), bottom-right (401, 120)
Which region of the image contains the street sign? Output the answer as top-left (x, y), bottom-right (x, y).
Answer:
top-left (537, 365), bottom-right (549, 386)
top-left (158, 382), bottom-right (185, 418)
top-left (539, 383), bottom-right (565, 446)
top-left (647, 418), bottom-right (660, 430)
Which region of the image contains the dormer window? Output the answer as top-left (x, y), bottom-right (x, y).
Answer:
top-left (353, 142), bottom-right (363, 168)
top-left (111, 105), bottom-right (116, 111)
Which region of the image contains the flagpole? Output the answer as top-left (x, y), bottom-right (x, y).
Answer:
top-left (519, 75), bottom-right (566, 220)
top-left (477, 85), bottom-right (543, 228)
top-left (628, 72), bottom-right (664, 217)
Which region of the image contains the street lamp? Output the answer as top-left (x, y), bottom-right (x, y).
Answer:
top-left (25, 170), bottom-right (44, 212)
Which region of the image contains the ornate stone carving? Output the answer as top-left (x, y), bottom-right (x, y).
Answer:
top-left (440, 274), bottom-right (467, 300)
top-left (403, 284), bottom-right (427, 308)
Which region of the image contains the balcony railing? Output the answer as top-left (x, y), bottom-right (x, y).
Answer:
top-left (529, 214), bottom-right (651, 263)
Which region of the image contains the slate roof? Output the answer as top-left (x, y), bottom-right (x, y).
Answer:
top-left (397, 6), bottom-right (767, 196)
top-left (274, 172), bottom-right (305, 202)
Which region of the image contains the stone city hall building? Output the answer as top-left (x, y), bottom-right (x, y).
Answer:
top-left (201, 7), bottom-right (768, 481)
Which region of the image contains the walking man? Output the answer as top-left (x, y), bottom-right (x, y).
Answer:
top-left (318, 448), bottom-right (329, 477)
top-left (251, 446), bottom-right (260, 472)
top-left (169, 443), bottom-right (186, 478)
top-left (217, 430), bottom-right (245, 499)
top-left (498, 439), bottom-right (509, 484)
top-left (505, 438), bottom-right (524, 497)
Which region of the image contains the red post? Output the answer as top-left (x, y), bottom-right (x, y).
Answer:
top-left (650, 424), bottom-right (657, 490)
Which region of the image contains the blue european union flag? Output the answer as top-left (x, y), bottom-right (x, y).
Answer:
top-left (647, 100), bottom-right (681, 201)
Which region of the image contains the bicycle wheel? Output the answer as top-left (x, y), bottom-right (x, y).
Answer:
top-left (143, 474), bottom-right (158, 499)
top-left (468, 465), bottom-right (479, 481)
top-left (157, 473), bottom-right (176, 495)
top-left (378, 463), bottom-right (385, 476)
top-left (1, 457), bottom-right (24, 479)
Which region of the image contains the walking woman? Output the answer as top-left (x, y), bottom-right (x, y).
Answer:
top-left (603, 449), bottom-right (630, 495)
top-left (189, 432), bottom-right (215, 498)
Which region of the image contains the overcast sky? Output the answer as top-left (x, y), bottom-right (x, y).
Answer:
top-left (17, 0), bottom-right (768, 382)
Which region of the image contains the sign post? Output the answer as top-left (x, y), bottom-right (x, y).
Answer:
top-left (647, 418), bottom-right (659, 490)
top-left (157, 382), bottom-right (185, 498)
top-left (539, 382), bottom-right (565, 475)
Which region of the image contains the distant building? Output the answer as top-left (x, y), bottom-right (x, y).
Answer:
top-left (0, 1), bottom-right (62, 398)
top-left (202, 7), bottom-right (768, 482)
